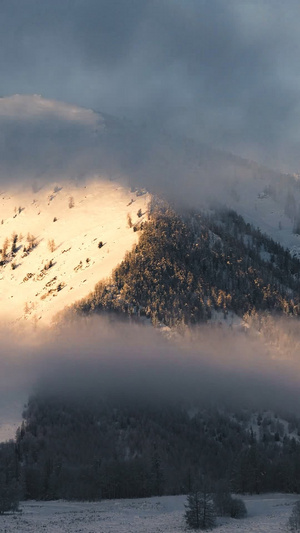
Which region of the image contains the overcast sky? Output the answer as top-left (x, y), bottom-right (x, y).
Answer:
top-left (0, 0), bottom-right (300, 171)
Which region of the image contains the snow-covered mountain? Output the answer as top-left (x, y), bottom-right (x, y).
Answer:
top-left (2, 94), bottom-right (300, 328)
top-left (221, 169), bottom-right (300, 260)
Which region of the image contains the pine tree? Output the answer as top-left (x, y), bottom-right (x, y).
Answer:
top-left (288, 500), bottom-right (300, 531)
top-left (185, 487), bottom-right (216, 530)
top-left (0, 475), bottom-right (20, 514)
top-left (150, 448), bottom-right (164, 496)
top-left (0, 442), bottom-right (21, 515)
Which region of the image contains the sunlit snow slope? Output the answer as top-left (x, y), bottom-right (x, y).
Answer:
top-left (0, 179), bottom-right (149, 325)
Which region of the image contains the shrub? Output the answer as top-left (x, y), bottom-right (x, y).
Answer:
top-left (230, 498), bottom-right (247, 519)
top-left (213, 483), bottom-right (232, 516)
top-left (213, 483), bottom-right (247, 519)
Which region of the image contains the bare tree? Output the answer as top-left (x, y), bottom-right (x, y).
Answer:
top-left (1, 237), bottom-right (9, 260)
top-left (48, 239), bottom-right (56, 253)
top-left (27, 233), bottom-right (36, 250)
top-left (127, 213), bottom-right (132, 228)
top-left (11, 232), bottom-right (18, 254)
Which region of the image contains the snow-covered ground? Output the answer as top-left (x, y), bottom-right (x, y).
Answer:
top-left (0, 493), bottom-right (298, 532)
top-left (0, 179), bottom-right (149, 326)
top-left (225, 173), bottom-right (300, 258)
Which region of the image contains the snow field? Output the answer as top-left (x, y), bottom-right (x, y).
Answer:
top-left (0, 493), bottom-right (298, 533)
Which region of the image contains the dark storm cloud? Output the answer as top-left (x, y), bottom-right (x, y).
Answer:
top-left (0, 0), bottom-right (300, 170)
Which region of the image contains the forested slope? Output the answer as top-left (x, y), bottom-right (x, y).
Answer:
top-left (73, 201), bottom-right (300, 326)
top-left (10, 394), bottom-right (300, 500)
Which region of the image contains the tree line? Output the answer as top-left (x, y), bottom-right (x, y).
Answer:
top-left (2, 393), bottom-right (300, 503)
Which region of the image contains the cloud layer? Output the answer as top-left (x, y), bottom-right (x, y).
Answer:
top-left (0, 1), bottom-right (300, 171)
top-left (1, 315), bottom-right (300, 442)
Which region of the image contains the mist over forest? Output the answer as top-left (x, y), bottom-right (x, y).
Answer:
top-left (1, 314), bottom-right (300, 426)
top-left (2, 315), bottom-right (300, 503)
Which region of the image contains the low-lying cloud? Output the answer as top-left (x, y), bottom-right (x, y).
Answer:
top-left (0, 94), bottom-right (269, 211)
top-left (1, 315), bottom-right (300, 441)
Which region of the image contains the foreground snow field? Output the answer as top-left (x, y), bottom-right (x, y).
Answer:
top-left (0, 494), bottom-right (298, 533)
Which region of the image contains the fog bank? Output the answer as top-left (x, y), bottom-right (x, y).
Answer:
top-left (1, 315), bottom-right (300, 441)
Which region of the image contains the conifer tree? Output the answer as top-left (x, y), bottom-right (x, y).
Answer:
top-left (185, 485), bottom-right (216, 530)
top-left (288, 501), bottom-right (300, 531)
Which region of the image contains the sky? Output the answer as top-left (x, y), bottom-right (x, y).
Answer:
top-left (1, 0), bottom-right (300, 172)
